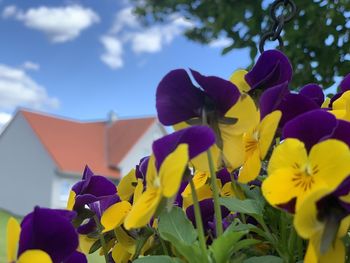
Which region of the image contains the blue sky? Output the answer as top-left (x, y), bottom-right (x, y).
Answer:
top-left (0, 0), bottom-right (251, 127)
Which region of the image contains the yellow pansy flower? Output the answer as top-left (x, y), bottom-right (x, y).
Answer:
top-left (262, 139), bottom-right (350, 211)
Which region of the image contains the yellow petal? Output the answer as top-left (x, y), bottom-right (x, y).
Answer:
top-left (321, 97), bottom-right (330, 108)
top-left (305, 236), bottom-right (346, 263)
top-left (224, 94), bottom-right (259, 134)
top-left (79, 235), bottom-right (96, 254)
top-left (17, 250), bottom-right (52, 263)
top-left (220, 182), bottom-right (235, 197)
top-left (117, 169), bottom-right (137, 201)
top-left (160, 144), bottom-right (189, 198)
top-left (221, 130), bottom-right (244, 170)
top-left (114, 227), bottom-right (136, 255)
top-left (229, 69), bottom-right (250, 93)
top-left (182, 184), bottom-right (212, 209)
top-left (173, 121), bottom-right (190, 131)
top-left (7, 217), bottom-right (20, 263)
top-left (330, 91), bottom-right (350, 121)
top-left (191, 145), bottom-right (220, 172)
top-left (124, 188), bottom-right (161, 229)
top-left (258, 110), bottom-right (281, 159)
top-left (267, 138), bottom-right (308, 175)
top-left (309, 139), bottom-right (350, 191)
top-left (262, 168), bottom-right (301, 207)
top-left (133, 178), bottom-right (144, 204)
top-left (111, 242), bottom-right (131, 263)
top-left (238, 149), bottom-right (261, 184)
top-left (293, 188), bottom-right (329, 239)
top-left (182, 172), bottom-right (209, 198)
top-left (338, 215), bottom-right (350, 237)
top-left (66, 190), bottom-right (76, 210)
top-left (146, 155), bottom-right (158, 187)
top-left (101, 201), bottom-right (132, 232)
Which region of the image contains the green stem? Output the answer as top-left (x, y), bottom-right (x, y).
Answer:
top-left (189, 178), bottom-right (208, 260)
top-left (158, 232), bottom-right (170, 256)
top-left (93, 215), bottom-right (109, 263)
top-left (256, 216), bottom-right (288, 261)
top-left (207, 150), bottom-right (223, 237)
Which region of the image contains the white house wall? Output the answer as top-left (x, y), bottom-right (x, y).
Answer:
top-left (118, 122), bottom-right (166, 176)
top-left (0, 113), bottom-right (56, 215)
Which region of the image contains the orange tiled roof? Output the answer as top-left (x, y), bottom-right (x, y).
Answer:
top-left (20, 110), bottom-right (156, 179)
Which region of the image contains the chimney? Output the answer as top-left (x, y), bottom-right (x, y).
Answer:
top-left (108, 110), bottom-right (118, 124)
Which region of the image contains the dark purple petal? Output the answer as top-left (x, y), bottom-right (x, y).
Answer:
top-left (77, 219), bottom-right (96, 235)
top-left (190, 69), bottom-right (240, 115)
top-left (259, 82), bottom-right (290, 119)
top-left (245, 50), bottom-right (292, 91)
top-left (277, 197), bottom-right (296, 213)
top-left (333, 176), bottom-right (350, 198)
top-left (282, 110), bottom-right (337, 151)
top-left (64, 251), bottom-right (87, 263)
top-left (186, 199), bottom-right (229, 229)
top-left (19, 207), bottom-right (79, 263)
top-left (137, 156), bottom-right (149, 180)
top-left (340, 74), bottom-right (350, 92)
top-left (299, 84), bottom-right (324, 107)
top-left (82, 165), bottom-right (94, 180)
top-left (217, 169), bottom-right (231, 185)
top-left (152, 126), bottom-right (215, 170)
top-left (277, 93), bottom-right (319, 127)
top-left (328, 120), bottom-right (350, 148)
top-left (156, 69), bottom-right (204, 125)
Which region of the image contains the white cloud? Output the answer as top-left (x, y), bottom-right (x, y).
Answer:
top-left (209, 37), bottom-right (232, 48)
top-left (2, 5), bottom-right (17, 18)
top-left (100, 36), bottom-right (124, 69)
top-left (0, 64), bottom-right (59, 111)
top-left (2, 5), bottom-right (100, 43)
top-left (21, 61), bottom-right (40, 71)
top-left (100, 7), bottom-right (194, 69)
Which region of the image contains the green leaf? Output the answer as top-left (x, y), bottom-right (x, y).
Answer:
top-left (219, 197), bottom-right (262, 215)
top-left (133, 227), bottom-right (154, 260)
top-left (158, 206), bottom-right (197, 244)
top-left (243, 256), bottom-right (283, 263)
top-left (209, 228), bottom-right (247, 263)
top-left (133, 255), bottom-right (183, 263)
top-left (158, 207), bottom-right (206, 263)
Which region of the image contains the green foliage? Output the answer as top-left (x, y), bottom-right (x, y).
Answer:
top-left (132, 0), bottom-right (350, 89)
top-left (158, 207), bottom-right (206, 263)
top-left (219, 197), bottom-right (262, 215)
top-left (133, 255), bottom-right (183, 263)
top-left (243, 255), bottom-right (284, 263)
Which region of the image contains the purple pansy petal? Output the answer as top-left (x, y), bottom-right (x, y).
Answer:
top-left (82, 166), bottom-right (94, 180)
top-left (259, 82), bottom-right (290, 119)
top-left (82, 176), bottom-right (116, 197)
top-left (77, 219), bottom-right (96, 235)
top-left (156, 69), bottom-right (204, 125)
top-left (19, 207), bottom-right (79, 263)
top-left (152, 126), bottom-right (215, 170)
top-left (64, 251), bottom-right (87, 263)
top-left (245, 50), bottom-right (292, 91)
top-left (186, 199), bottom-right (229, 229)
top-left (277, 93), bottom-right (319, 127)
top-left (340, 74), bottom-right (350, 92)
top-left (299, 84), bottom-right (324, 107)
top-left (217, 169), bottom-right (231, 185)
top-left (137, 156), bottom-right (149, 180)
top-left (328, 120), bottom-right (350, 148)
top-left (99, 195), bottom-right (121, 215)
top-left (333, 176), bottom-right (350, 198)
top-left (282, 110), bottom-right (337, 151)
top-left (190, 69), bottom-right (240, 115)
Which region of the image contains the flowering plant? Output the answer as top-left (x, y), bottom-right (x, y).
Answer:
top-left (6, 50), bottom-right (350, 263)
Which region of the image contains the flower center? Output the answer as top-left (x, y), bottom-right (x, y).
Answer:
top-left (292, 162), bottom-right (319, 192)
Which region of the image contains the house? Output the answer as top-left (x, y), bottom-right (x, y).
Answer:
top-left (0, 109), bottom-right (166, 215)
